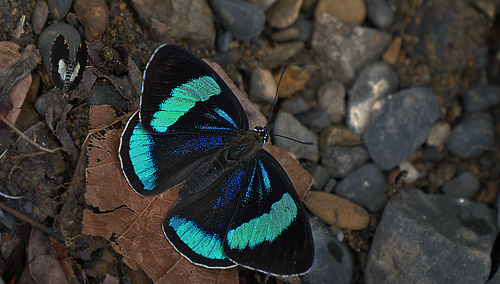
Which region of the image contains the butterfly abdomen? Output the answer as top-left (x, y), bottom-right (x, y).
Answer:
top-left (180, 131), bottom-right (263, 198)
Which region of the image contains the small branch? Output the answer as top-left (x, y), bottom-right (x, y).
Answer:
top-left (0, 116), bottom-right (61, 153)
top-left (0, 201), bottom-right (64, 241)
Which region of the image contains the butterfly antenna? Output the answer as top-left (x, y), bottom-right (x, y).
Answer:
top-left (266, 65), bottom-right (287, 128)
top-left (272, 134), bottom-right (314, 145)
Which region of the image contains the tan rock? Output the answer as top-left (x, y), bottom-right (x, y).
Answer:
top-left (315, 0), bottom-right (366, 25)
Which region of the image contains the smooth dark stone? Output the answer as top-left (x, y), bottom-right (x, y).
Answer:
top-left (442, 170), bottom-right (480, 199)
top-left (302, 215), bottom-right (353, 284)
top-left (447, 112), bottom-right (495, 158)
top-left (312, 165), bottom-right (330, 190)
top-left (363, 87), bottom-right (440, 170)
top-left (216, 31), bottom-right (233, 52)
top-left (321, 145), bottom-right (369, 178)
top-left (211, 0), bottom-right (265, 41)
top-left (462, 83), bottom-right (500, 112)
top-left (296, 109), bottom-right (333, 130)
top-left (86, 84), bottom-right (128, 111)
top-left (47, 0), bottom-right (72, 20)
top-left (335, 163), bottom-right (388, 212)
top-left (366, 189), bottom-right (497, 284)
top-left (365, 0), bottom-right (394, 30)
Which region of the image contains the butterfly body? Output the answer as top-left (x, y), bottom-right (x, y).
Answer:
top-left (50, 34), bottom-right (87, 93)
top-left (119, 45), bottom-right (313, 276)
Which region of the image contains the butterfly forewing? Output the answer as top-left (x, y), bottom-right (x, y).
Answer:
top-left (120, 112), bottom-right (232, 196)
top-left (140, 45), bottom-right (248, 135)
top-left (67, 40), bottom-right (88, 91)
top-left (223, 150), bottom-right (314, 276)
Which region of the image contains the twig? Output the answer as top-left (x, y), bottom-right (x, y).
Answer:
top-left (0, 116), bottom-right (61, 153)
top-left (0, 201), bottom-right (64, 241)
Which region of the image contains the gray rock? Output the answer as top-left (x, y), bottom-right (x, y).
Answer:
top-left (86, 84), bottom-right (128, 111)
top-left (321, 145), bottom-right (369, 178)
top-left (131, 0), bottom-right (215, 46)
top-left (33, 0), bottom-right (49, 34)
top-left (346, 61), bottom-right (399, 135)
top-left (318, 80), bottom-right (346, 124)
top-left (335, 163), bottom-right (388, 212)
top-left (447, 112), bottom-right (495, 158)
top-left (292, 19), bottom-right (313, 41)
top-left (47, 0), bottom-right (72, 20)
top-left (366, 189), bottom-right (498, 284)
top-left (273, 111), bottom-right (319, 162)
top-left (216, 31), bottom-right (233, 52)
top-left (281, 95), bottom-right (311, 114)
top-left (249, 68), bottom-right (276, 103)
top-left (462, 83), bottom-right (500, 112)
top-left (212, 0), bottom-right (265, 41)
top-left (363, 87), bottom-right (440, 170)
top-left (442, 170), bottom-right (480, 199)
top-left (311, 165), bottom-right (330, 190)
top-left (312, 13), bottom-right (392, 83)
top-left (323, 178), bottom-right (337, 193)
top-left (38, 23), bottom-right (82, 78)
top-left (296, 109), bottom-right (332, 130)
top-left (247, 0), bottom-right (278, 11)
top-left (266, 0), bottom-right (302, 29)
top-left (271, 26), bottom-right (301, 42)
top-left (365, 0), bottom-right (394, 30)
top-left (302, 216), bottom-right (353, 284)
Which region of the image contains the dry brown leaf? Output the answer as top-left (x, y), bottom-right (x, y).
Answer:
top-left (28, 228), bottom-right (69, 284)
top-left (83, 61), bottom-right (313, 283)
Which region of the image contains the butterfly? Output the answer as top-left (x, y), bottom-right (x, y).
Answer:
top-left (50, 34), bottom-right (88, 93)
top-left (118, 45), bottom-right (314, 276)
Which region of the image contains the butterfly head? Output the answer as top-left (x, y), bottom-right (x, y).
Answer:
top-left (253, 126), bottom-right (270, 144)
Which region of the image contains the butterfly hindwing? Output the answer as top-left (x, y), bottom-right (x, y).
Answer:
top-left (162, 149), bottom-right (313, 276)
top-left (224, 150), bottom-right (314, 276)
top-left (50, 34), bottom-right (68, 90)
top-left (162, 163), bottom-right (250, 268)
top-left (119, 111), bottom-right (232, 196)
top-left (140, 45), bottom-right (248, 135)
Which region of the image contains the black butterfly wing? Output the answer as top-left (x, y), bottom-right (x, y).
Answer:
top-left (50, 34), bottom-right (68, 90)
top-left (120, 44), bottom-right (249, 196)
top-left (140, 44), bottom-right (248, 135)
top-left (223, 150), bottom-right (314, 276)
top-left (67, 40), bottom-right (87, 91)
top-left (162, 163), bottom-right (251, 268)
top-left (119, 112), bottom-right (232, 196)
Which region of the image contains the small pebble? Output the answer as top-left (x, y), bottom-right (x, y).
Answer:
top-left (321, 145), bottom-right (369, 178)
top-left (265, 41), bottom-right (305, 68)
top-left (323, 178), bottom-right (337, 193)
top-left (33, 0), bottom-right (49, 35)
top-left (363, 87), bottom-right (440, 170)
top-left (247, 0), bottom-right (278, 11)
top-left (398, 161), bottom-right (419, 184)
top-left (273, 111), bottom-right (319, 162)
top-left (304, 191), bottom-right (370, 230)
top-left (426, 122), bottom-right (451, 147)
top-left (315, 0), bottom-right (366, 25)
top-left (319, 125), bottom-right (362, 149)
top-left (447, 112), bottom-right (495, 158)
top-left (216, 31), bottom-right (233, 52)
top-left (365, 0), bottom-right (394, 30)
top-left (292, 19), bottom-right (313, 41)
top-left (442, 170), bottom-right (481, 199)
top-left (274, 64), bottom-right (311, 98)
top-left (281, 95), bottom-right (311, 114)
top-left (318, 80), bottom-right (346, 124)
top-left (266, 0), bottom-right (303, 29)
top-left (311, 165), bottom-right (330, 190)
top-left (47, 0), bottom-right (72, 20)
top-left (74, 0), bottom-right (109, 41)
top-left (271, 27), bottom-right (301, 42)
top-left (212, 0), bottom-right (265, 41)
top-left (249, 68), bottom-right (276, 103)
top-left (461, 83), bottom-right (500, 112)
top-left (335, 163), bottom-right (388, 212)
top-left (382, 36), bottom-right (402, 65)
top-left (296, 109), bottom-right (332, 130)
top-left (346, 61), bottom-right (399, 135)
top-left (302, 216), bottom-right (354, 284)
top-left (312, 12), bottom-right (392, 83)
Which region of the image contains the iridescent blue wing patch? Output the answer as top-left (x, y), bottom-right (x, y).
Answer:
top-left (119, 112), bottom-right (231, 196)
top-left (162, 163), bottom-right (250, 268)
top-left (224, 150), bottom-right (314, 276)
top-left (140, 45), bottom-right (248, 135)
